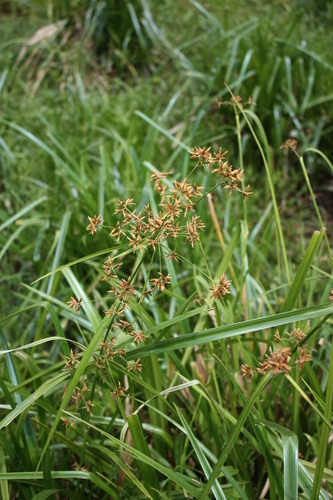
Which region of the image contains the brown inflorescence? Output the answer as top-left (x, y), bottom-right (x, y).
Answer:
top-left (209, 274), bottom-right (232, 300)
top-left (86, 214), bottom-right (103, 235)
top-left (71, 146), bottom-right (251, 405)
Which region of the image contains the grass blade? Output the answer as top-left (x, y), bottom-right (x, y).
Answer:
top-left (281, 229), bottom-right (325, 312)
top-left (61, 267), bottom-right (102, 331)
top-left (135, 111), bottom-right (190, 150)
top-left (31, 245), bottom-right (132, 284)
top-left (126, 303), bottom-right (333, 360)
top-left (0, 196), bottom-right (47, 232)
top-left (199, 374), bottom-right (271, 499)
top-left (31, 489), bottom-right (75, 499)
top-left (127, 414), bottom-right (160, 499)
top-left (257, 420), bottom-right (298, 500)
top-left (0, 336), bottom-right (79, 357)
top-left (47, 211), bottom-right (71, 294)
top-left (298, 155), bottom-right (332, 264)
top-left (62, 410), bottom-right (201, 496)
top-left (0, 328), bottom-right (35, 465)
top-left (310, 337), bottom-right (333, 500)
top-left (0, 471), bottom-right (118, 497)
top-left (286, 375), bottom-right (333, 432)
top-left (177, 409), bottom-right (226, 500)
top-left (34, 309), bottom-right (108, 473)
top-left (0, 448), bottom-right (9, 500)
top-left (0, 372), bottom-right (68, 429)
top-left (241, 106), bottom-right (290, 282)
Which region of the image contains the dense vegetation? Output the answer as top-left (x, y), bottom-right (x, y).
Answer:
top-left (1, 0), bottom-right (333, 498)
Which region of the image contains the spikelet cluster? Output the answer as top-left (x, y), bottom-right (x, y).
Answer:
top-left (65, 146), bottom-right (251, 414)
top-left (241, 327), bottom-right (312, 380)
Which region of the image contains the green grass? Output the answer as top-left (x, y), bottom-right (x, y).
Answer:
top-left (1, 0), bottom-right (333, 498)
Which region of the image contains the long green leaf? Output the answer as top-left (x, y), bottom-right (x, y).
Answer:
top-left (301, 461), bottom-right (333, 485)
top-left (0, 326), bottom-right (35, 457)
top-left (35, 309), bottom-right (110, 472)
top-left (0, 197), bottom-right (47, 232)
top-left (0, 120), bottom-right (79, 186)
top-left (200, 374), bottom-right (271, 499)
top-left (31, 489), bottom-right (76, 500)
top-left (0, 470), bottom-right (116, 497)
top-left (135, 111), bottom-right (190, 150)
top-left (0, 300), bottom-right (88, 343)
top-left (31, 245), bottom-right (131, 284)
top-left (143, 390), bottom-right (250, 499)
top-left (126, 303), bottom-right (333, 360)
top-left (127, 414), bottom-right (160, 499)
top-left (257, 420), bottom-right (298, 500)
top-left (177, 409), bottom-right (226, 500)
top-left (298, 157), bottom-right (332, 265)
top-left (281, 229), bottom-right (325, 312)
top-left (304, 147), bottom-right (333, 176)
top-left (62, 410), bottom-right (202, 497)
top-left (154, 291), bottom-right (197, 343)
top-left (310, 337), bottom-right (333, 500)
top-left (0, 336), bottom-right (81, 356)
top-left (275, 39), bottom-right (333, 73)
top-left (214, 357), bottom-right (284, 498)
top-left (62, 267), bottom-right (101, 331)
top-left (0, 448), bottom-right (9, 500)
top-left (47, 211), bottom-right (72, 294)
top-left (44, 303), bottom-right (71, 357)
top-left (286, 375), bottom-right (333, 432)
top-left (0, 372), bottom-right (68, 429)
top-left (241, 106), bottom-right (290, 282)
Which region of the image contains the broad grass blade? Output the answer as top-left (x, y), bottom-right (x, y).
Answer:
top-left (126, 303), bottom-right (333, 360)
top-left (281, 229), bottom-right (325, 312)
top-left (257, 420), bottom-right (298, 500)
top-left (0, 447), bottom-right (9, 500)
top-left (177, 408), bottom-right (226, 500)
top-left (127, 414), bottom-right (160, 499)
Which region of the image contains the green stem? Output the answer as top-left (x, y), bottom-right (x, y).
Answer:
top-left (234, 104), bottom-right (247, 228)
top-left (310, 336), bottom-right (333, 500)
top-left (200, 373), bottom-right (271, 499)
top-left (299, 155), bottom-right (332, 267)
top-left (291, 313), bottom-right (333, 355)
top-left (77, 248), bottom-right (149, 471)
top-left (227, 85), bottom-right (291, 284)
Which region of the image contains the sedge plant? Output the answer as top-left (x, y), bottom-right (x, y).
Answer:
top-left (1, 92), bottom-right (333, 499)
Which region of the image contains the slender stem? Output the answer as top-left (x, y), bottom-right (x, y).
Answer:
top-left (291, 313), bottom-right (333, 355)
top-left (200, 373), bottom-right (271, 499)
top-left (234, 104), bottom-right (247, 228)
top-left (78, 248), bottom-right (149, 470)
top-left (299, 155), bottom-right (332, 268)
top-left (199, 240), bottom-right (212, 281)
top-left (226, 85), bottom-right (291, 284)
top-left (196, 182), bottom-right (222, 204)
top-left (207, 193), bottom-right (239, 289)
top-left (310, 336), bottom-right (333, 500)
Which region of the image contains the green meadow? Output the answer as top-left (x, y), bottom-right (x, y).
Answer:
top-left (1, 1), bottom-right (333, 498)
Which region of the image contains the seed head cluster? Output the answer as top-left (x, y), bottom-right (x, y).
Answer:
top-left (67, 297), bottom-right (82, 314)
top-left (280, 138), bottom-right (298, 153)
top-left (62, 373), bottom-right (93, 415)
top-left (241, 327), bottom-right (312, 380)
top-left (86, 214), bottom-right (103, 235)
top-left (69, 146), bottom-right (251, 416)
top-left (209, 274), bottom-right (232, 300)
top-left (189, 147), bottom-right (251, 197)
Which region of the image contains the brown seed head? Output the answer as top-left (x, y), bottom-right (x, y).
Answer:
top-left (86, 214), bottom-right (103, 235)
top-left (209, 275), bottom-right (232, 300)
